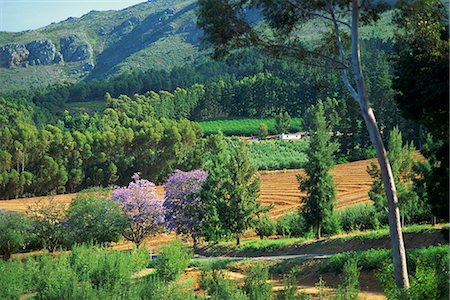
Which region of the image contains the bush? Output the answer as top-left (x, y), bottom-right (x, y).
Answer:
top-left (140, 275), bottom-right (200, 300)
top-left (322, 213), bottom-right (342, 236)
top-left (65, 195), bottom-right (128, 247)
top-left (0, 211), bottom-right (32, 260)
top-left (255, 214), bottom-right (275, 239)
top-left (201, 270), bottom-right (248, 300)
top-left (156, 240), bottom-right (191, 282)
top-left (338, 204), bottom-right (378, 232)
top-left (244, 263), bottom-right (273, 300)
top-left (276, 211), bottom-right (306, 238)
top-left (0, 260), bottom-right (28, 300)
top-left (28, 200), bottom-right (67, 252)
top-left (334, 259), bottom-right (360, 300)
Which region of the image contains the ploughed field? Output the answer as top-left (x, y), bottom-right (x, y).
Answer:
top-left (0, 159), bottom-right (373, 217)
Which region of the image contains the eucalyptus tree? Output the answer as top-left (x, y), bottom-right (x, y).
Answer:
top-left (197, 0), bottom-right (409, 288)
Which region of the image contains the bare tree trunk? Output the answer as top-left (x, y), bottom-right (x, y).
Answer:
top-left (350, 0), bottom-right (409, 289)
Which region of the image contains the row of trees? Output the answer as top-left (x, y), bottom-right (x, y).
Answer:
top-left (0, 97), bottom-right (202, 199)
top-left (1, 134), bottom-right (265, 259)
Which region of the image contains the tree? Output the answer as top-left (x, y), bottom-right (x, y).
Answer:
top-left (367, 128), bottom-right (428, 226)
top-left (0, 211), bottom-right (32, 260)
top-left (223, 140), bottom-right (265, 245)
top-left (258, 123), bottom-right (269, 139)
top-left (275, 111), bottom-right (291, 134)
top-left (112, 173), bottom-right (166, 247)
top-left (392, 0), bottom-right (449, 221)
top-left (65, 195), bottom-right (128, 247)
top-left (197, 0), bottom-right (410, 288)
top-left (28, 199), bottom-right (68, 252)
top-left (163, 169), bottom-right (208, 250)
top-left (298, 101), bottom-right (339, 239)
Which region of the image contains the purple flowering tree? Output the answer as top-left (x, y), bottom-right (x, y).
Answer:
top-left (112, 173), bottom-right (165, 247)
top-left (163, 170), bottom-right (208, 250)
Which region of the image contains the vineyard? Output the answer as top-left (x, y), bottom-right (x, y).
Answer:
top-left (198, 117), bottom-right (302, 136)
top-left (0, 159), bottom-right (373, 218)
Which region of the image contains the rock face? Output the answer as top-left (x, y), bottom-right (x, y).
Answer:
top-left (0, 44), bottom-right (29, 67)
top-left (60, 35), bottom-right (93, 62)
top-left (26, 39), bottom-right (57, 65)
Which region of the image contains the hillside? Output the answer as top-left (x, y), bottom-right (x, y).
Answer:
top-left (0, 0), bottom-right (201, 92)
top-left (0, 0), bottom-right (395, 94)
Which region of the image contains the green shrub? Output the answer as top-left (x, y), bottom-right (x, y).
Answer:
top-left (334, 259), bottom-right (360, 300)
top-left (244, 263), bottom-right (273, 300)
top-left (277, 272), bottom-right (311, 300)
top-left (156, 240), bottom-right (191, 282)
top-left (140, 275), bottom-right (200, 300)
top-left (322, 213), bottom-right (342, 236)
top-left (338, 204), bottom-right (378, 232)
top-left (200, 270), bottom-right (248, 300)
top-left (0, 260), bottom-right (27, 300)
top-left (276, 211), bottom-right (306, 238)
top-left (0, 211), bottom-right (32, 260)
top-left (65, 195), bottom-right (128, 247)
top-left (255, 214), bottom-right (275, 239)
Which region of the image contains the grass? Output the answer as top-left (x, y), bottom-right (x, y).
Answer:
top-left (200, 224), bottom-right (446, 257)
top-left (65, 100), bottom-right (106, 114)
top-left (198, 117), bottom-right (303, 136)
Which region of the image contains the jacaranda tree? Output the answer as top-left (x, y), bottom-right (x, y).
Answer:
top-left (163, 169), bottom-right (208, 250)
top-left (112, 173), bottom-right (165, 247)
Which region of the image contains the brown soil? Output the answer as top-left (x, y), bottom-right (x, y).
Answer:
top-left (0, 158), bottom-right (375, 217)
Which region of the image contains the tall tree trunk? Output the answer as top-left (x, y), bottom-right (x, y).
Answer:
top-left (236, 235), bottom-right (240, 246)
top-left (316, 220), bottom-right (321, 240)
top-left (350, 0), bottom-right (410, 289)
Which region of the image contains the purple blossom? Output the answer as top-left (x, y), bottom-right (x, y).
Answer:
top-left (163, 170), bottom-right (208, 245)
top-left (112, 173), bottom-right (165, 246)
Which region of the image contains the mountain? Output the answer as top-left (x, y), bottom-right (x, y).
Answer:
top-left (0, 0), bottom-right (395, 95)
top-left (0, 0), bottom-right (201, 92)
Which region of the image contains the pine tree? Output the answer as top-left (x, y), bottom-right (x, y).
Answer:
top-left (224, 140), bottom-right (264, 245)
top-left (298, 101), bottom-right (339, 239)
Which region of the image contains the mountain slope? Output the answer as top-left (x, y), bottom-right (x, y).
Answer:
top-left (0, 0), bottom-right (201, 92)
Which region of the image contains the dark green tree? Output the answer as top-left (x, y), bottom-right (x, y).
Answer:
top-left (223, 140), bottom-right (264, 245)
top-left (392, 0), bottom-right (449, 220)
top-left (197, 0), bottom-right (411, 288)
top-left (298, 101), bottom-right (339, 239)
top-left (275, 111), bottom-right (291, 134)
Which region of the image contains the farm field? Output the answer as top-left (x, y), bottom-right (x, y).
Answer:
top-left (0, 158), bottom-right (373, 218)
top-left (199, 117), bottom-right (302, 136)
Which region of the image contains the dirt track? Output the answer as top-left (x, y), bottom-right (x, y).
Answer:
top-left (0, 159), bottom-right (374, 216)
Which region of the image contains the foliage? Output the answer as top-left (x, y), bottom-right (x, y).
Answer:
top-left (140, 275), bottom-right (200, 300)
top-left (200, 270), bottom-right (249, 300)
top-left (275, 211), bottom-right (307, 238)
top-left (243, 263), bottom-right (273, 300)
top-left (367, 128), bottom-right (430, 225)
top-left (28, 199), bottom-right (67, 252)
top-left (248, 140), bottom-right (308, 171)
top-left (65, 195), bottom-right (128, 247)
top-left (163, 169), bottom-right (208, 248)
top-left (337, 204), bottom-right (380, 232)
top-left (112, 173), bottom-right (165, 246)
top-left (199, 117), bottom-right (302, 136)
top-left (200, 134), bottom-right (266, 244)
top-left (258, 123), bottom-right (269, 139)
top-left (334, 259), bottom-right (360, 300)
top-left (0, 211), bottom-right (32, 260)
top-left (275, 111), bottom-right (291, 134)
top-left (298, 100), bottom-right (339, 239)
top-left (156, 240), bottom-right (191, 282)
top-left (392, 0), bottom-right (449, 220)
top-left (255, 214), bottom-right (275, 239)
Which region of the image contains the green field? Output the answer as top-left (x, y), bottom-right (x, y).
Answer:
top-left (199, 117), bottom-right (302, 136)
top-left (248, 140), bottom-right (309, 170)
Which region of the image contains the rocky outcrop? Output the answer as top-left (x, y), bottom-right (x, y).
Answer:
top-left (60, 35), bottom-right (93, 62)
top-left (114, 17), bottom-right (140, 35)
top-left (0, 44), bottom-right (29, 67)
top-left (26, 39), bottom-right (57, 65)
